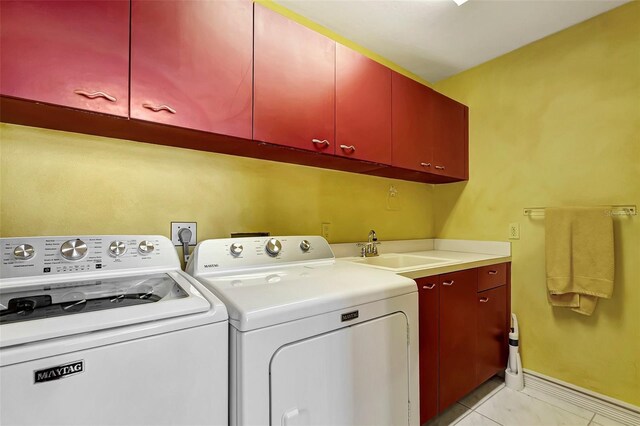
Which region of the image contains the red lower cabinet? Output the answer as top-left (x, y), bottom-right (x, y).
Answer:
top-left (418, 264), bottom-right (510, 423)
top-left (476, 286), bottom-right (508, 384)
top-left (418, 278), bottom-right (439, 424)
top-left (438, 269), bottom-right (479, 412)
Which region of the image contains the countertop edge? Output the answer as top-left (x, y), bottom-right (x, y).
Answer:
top-left (398, 256), bottom-right (512, 279)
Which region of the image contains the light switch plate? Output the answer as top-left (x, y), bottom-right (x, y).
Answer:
top-left (171, 222), bottom-right (197, 246)
top-left (508, 223), bottom-right (520, 240)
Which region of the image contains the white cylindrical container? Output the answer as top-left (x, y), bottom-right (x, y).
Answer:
top-left (505, 313), bottom-right (524, 390)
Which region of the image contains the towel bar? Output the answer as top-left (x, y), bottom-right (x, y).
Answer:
top-left (523, 205), bottom-right (637, 217)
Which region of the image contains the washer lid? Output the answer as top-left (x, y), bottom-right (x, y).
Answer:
top-left (0, 271), bottom-right (223, 348)
top-left (195, 261), bottom-right (417, 331)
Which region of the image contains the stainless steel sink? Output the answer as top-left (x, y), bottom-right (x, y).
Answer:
top-left (349, 253), bottom-right (461, 271)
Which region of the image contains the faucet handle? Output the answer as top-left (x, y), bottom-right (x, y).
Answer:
top-left (372, 242), bottom-right (380, 255)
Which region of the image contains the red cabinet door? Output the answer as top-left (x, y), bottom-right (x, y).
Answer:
top-left (336, 44), bottom-right (391, 163)
top-left (439, 268), bottom-right (478, 412)
top-left (0, 0), bottom-right (129, 116)
top-left (431, 91), bottom-right (468, 179)
top-left (391, 72), bottom-right (433, 172)
top-left (418, 277), bottom-right (440, 424)
top-left (130, 0), bottom-right (252, 138)
top-left (476, 286), bottom-right (508, 384)
top-left (254, 4), bottom-right (335, 153)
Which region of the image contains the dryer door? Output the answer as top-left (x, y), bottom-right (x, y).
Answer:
top-left (270, 312), bottom-right (410, 426)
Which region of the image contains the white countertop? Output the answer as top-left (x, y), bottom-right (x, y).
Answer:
top-left (332, 239), bottom-right (511, 279)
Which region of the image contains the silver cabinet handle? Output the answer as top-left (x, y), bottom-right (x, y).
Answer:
top-left (422, 283), bottom-right (436, 290)
top-left (142, 103), bottom-right (176, 114)
top-left (479, 297), bottom-right (490, 303)
top-left (488, 270), bottom-right (498, 275)
top-left (312, 139), bottom-right (330, 147)
top-left (435, 165), bottom-right (445, 170)
top-left (74, 90), bottom-right (116, 102)
top-left (340, 144), bottom-right (356, 152)
top-left (442, 280), bottom-right (455, 286)
top-left (420, 162), bottom-right (431, 168)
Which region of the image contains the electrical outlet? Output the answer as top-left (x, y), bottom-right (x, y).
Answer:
top-left (171, 222), bottom-right (197, 246)
top-left (321, 223), bottom-right (331, 240)
top-left (508, 223), bottom-right (520, 240)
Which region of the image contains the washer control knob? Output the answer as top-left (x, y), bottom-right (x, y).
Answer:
top-left (300, 240), bottom-right (311, 252)
top-left (265, 238), bottom-right (282, 257)
top-left (138, 240), bottom-right (155, 255)
top-left (13, 244), bottom-right (35, 260)
top-left (108, 241), bottom-right (127, 257)
top-left (60, 239), bottom-right (88, 261)
top-left (230, 243), bottom-right (244, 257)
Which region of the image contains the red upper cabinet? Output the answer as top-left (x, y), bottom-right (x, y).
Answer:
top-left (130, 0), bottom-right (253, 138)
top-left (0, 0), bottom-right (129, 116)
top-left (391, 72), bottom-right (434, 172)
top-left (335, 45), bottom-right (391, 164)
top-left (253, 4), bottom-right (335, 153)
top-left (431, 91), bottom-right (469, 179)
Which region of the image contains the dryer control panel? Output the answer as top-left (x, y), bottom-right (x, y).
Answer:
top-left (187, 235), bottom-right (334, 276)
top-left (1, 235), bottom-right (179, 279)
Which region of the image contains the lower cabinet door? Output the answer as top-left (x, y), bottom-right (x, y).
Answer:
top-left (439, 269), bottom-right (478, 412)
top-left (476, 286), bottom-right (508, 384)
top-left (418, 277), bottom-right (439, 424)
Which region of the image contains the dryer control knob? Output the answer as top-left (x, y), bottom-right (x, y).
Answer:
top-left (60, 239), bottom-right (88, 261)
top-left (108, 241), bottom-right (127, 257)
top-left (300, 240), bottom-right (311, 252)
top-left (265, 238), bottom-right (282, 257)
top-left (230, 243), bottom-right (244, 257)
top-left (138, 240), bottom-right (155, 255)
top-left (14, 244), bottom-right (35, 260)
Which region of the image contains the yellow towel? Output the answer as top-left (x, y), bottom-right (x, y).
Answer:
top-left (545, 207), bottom-right (615, 315)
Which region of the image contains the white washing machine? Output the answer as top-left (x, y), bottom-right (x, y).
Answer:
top-left (0, 235), bottom-right (228, 426)
top-left (186, 235), bottom-right (419, 426)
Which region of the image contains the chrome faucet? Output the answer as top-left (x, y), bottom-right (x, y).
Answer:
top-left (357, 230), bottom-right (380, 257)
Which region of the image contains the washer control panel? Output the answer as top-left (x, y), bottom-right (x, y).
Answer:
top-left (188, 235), bottom-right (334, 275)
top-left (1, 235), bottom-right (176, 280)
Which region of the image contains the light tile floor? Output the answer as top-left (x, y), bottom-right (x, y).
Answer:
top-left (424, 377), bottom-right (633, 426)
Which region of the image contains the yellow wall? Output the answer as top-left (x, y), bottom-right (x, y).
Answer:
top-left (434, 2), bottom-right (640, 405)
top-left (0, 124), bottom-right (434, 246)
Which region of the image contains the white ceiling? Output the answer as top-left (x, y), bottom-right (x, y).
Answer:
top-left (274, 0), bottom-right (629, 82)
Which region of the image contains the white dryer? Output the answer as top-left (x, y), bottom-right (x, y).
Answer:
top-left (0, 235), bottom-right (228, 426)
top-left (187, 235), bottom-right (419, 426)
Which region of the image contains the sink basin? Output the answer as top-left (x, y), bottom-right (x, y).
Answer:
top-left (350, 253), bottom-right (461, 271)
